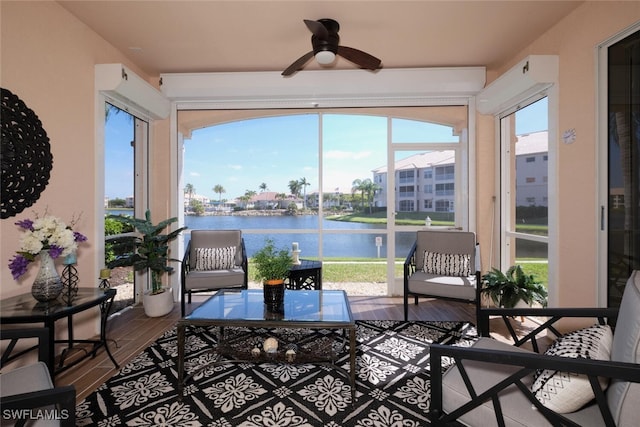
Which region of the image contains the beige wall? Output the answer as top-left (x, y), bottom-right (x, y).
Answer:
top-left (1, 0), bottom-right (639, 327)
top-left (0, 2), bottom-right (159, 338)
top-left (476, 1), bottom-right (640, 307)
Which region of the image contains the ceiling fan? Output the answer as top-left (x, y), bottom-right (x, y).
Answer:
top-left (282, 19), bottom-right (382, 76)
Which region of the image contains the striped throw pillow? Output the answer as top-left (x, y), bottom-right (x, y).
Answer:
top-left (195, 246), bottom-right (237, 270)
top-left (422, 251), bottom-right (471, 277)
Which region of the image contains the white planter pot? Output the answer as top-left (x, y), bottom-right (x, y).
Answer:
top-left (142, 287), bottom-right (174, 317)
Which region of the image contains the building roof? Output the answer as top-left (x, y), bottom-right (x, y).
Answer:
top-left (372, 130), bottom-right (548, 174)
top-left (372, 150), bottom-right (456, 173)
top-left (515, 131), bottom-right (548, 155)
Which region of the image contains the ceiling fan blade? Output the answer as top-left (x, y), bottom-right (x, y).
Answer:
top-left (281, 51), bottom-right (315, 76)
top-left (304, 19), bottom-right (329, 40)
top-left (337, 46), bottom-right (382, 71)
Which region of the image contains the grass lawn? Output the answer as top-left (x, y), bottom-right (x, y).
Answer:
top-left (250, 258), bottom-right (548, 286)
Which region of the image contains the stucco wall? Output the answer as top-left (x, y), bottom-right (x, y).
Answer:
top-left (0, 1), bottom-right (156, 338)
top-left (478, 1), bottom-right (640, 306)
top-left (1, 0), bottom-right (639, 328)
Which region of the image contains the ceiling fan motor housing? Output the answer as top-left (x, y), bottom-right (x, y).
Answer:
top-left (311, 19), bottom-right (339, 55)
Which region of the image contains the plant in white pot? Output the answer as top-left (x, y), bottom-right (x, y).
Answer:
top-left (252, 238), bottom-right (292, 313)
top-left (106, 210), bottom-right (187, 317)
top-left (481, 264), bottom-right (548, 309)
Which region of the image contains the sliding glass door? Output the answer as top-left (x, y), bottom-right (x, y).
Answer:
top-left (605, 28), bottom-right (640, 308)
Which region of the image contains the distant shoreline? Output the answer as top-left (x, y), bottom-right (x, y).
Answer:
top-left (183, 209), bottom-right (337, 217)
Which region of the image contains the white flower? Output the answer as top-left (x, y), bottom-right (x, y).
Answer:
top-left (9, 213), bottom-right (88, 280)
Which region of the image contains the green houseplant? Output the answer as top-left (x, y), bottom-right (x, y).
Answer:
top-left (252, 238), bottom-right (293, 284)
top-left (106, 210), bottom-right (187, 317)
top-left (481, 264), bottom-right (548, 308)
top-left (252, 238), bottom-right (292, 312)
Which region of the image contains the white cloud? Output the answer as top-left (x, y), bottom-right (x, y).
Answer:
top-left (228, 164), bottom-right (243, 170)
top-left (189, 172), bottom-right (201, 177)
top-left (325, 150), bottom-right (373, 160)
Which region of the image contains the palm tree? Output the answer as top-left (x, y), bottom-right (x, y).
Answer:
top-left (288, 180), bottom-right (301, 198)
top-left (184, 183), bottom-right (195, 207)
top-left (351, 179), bottom-right (365, 211)
top-left (259, 182), bottom-right (268, 192)
top-left (238, 195), bottom-right (251, 210)
top-left (213, 184), bottom-right (225, 209)
top-left (244, 189), bottom-right (257, 209)
top-left (360, 179), bottom-right (381, 213)
top-left (299, 177), bottom-right (310, 209)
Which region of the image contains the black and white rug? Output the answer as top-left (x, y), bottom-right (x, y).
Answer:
top-left (76, 321), bottom-right (477, 426)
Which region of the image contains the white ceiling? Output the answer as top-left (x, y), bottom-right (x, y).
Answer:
top-left (57, 1), bottom-right (582, 77)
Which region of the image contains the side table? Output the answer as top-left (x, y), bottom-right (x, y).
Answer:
top-left (0, 288), bottom-right (119, 380)
top-left (285, 259), bottom-right (322, 290)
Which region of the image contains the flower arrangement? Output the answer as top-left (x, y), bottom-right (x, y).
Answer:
top-left (8, 213), bottom-right (88, 280)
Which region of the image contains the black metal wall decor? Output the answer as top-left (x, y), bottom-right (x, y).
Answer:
top-left (1, 87), bottom-right (53, 219)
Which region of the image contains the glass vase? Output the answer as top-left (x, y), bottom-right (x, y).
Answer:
top-left (31, 250), bottom-right (63, 303)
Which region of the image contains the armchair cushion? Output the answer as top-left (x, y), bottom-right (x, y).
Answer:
top-left (195, 246), bottom-right (237, 270)
top-left (607, 269), bottom-right (640, 425)
top-left (422, 251), bottom-right (471, 277)
top-left (1, 328), bottom-right (76, 427)
top-left (1, 361), bottom-right (53, 397)
top-left (441, 338), bottom-right (550, 426)
top-left (531, 323), bottom-right (613, 413)
top-left (408, 271), bottom-right (478, 301)
top-left (188, 230), bottom-right (244, 269)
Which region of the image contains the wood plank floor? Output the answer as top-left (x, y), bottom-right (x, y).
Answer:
top-left (55, 295), bottom-right (476, 401)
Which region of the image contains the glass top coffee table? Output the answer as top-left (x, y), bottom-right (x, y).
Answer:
top-left (177, 289), bottom-right (356, 400)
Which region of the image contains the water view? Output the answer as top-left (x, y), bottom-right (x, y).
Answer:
top-left (183, 214), bottom-right (414, 259)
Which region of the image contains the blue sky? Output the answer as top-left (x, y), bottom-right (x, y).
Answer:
top-left (105, 99), bottom-right (547, 200)
top-left (183, 113), bottom-right (464, 200)
top-left (105, 108), bottom-right (135, 200)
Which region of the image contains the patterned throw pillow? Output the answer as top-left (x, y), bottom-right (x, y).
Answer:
top-left (530, 323), bottom-right (613, 413)
top-left (194, 246), bottom-right (237, 270)
top-left (422, 251), bottom-right (471, 276)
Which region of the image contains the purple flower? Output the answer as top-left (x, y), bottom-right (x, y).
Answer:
top-left (15, 219), bottom-right (34, 231)
top-left (8, 255), bottom-right (30, 280)
top-left (48, 246), bottom-right (64, 259)
top-left (73, 231), bottom-right (88, 242)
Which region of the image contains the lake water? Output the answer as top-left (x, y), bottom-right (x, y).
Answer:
top-left (183, 214), bottom-right (415, 258)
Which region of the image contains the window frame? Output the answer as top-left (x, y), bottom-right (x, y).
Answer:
top-left (165, 69), bottom-right (481, 294)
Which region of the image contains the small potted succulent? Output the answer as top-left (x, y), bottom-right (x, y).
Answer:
top-left (106, 210), bottom-right (187, 317)
top-left (252, 238), bottom-right (292, 312)
top-left (481, 264), bottom-right (548, 309)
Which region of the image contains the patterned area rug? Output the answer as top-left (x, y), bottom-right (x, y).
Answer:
top-left (77, 320), bottom-right (477, 426)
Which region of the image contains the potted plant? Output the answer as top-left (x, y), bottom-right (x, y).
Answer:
top-left (481, 264), bottom-right (548, 309)
top-left (252, 238), bottom-right (292, 312)
top-left (106, 210), bottom-right (187, 317)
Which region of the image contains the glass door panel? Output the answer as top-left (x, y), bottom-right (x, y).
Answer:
top-left (104, 103), bottom-right (141, 312)
top-left (500, 98), bottom-right (549, 285)
top-left (607, 29), bottom-right (640, 307)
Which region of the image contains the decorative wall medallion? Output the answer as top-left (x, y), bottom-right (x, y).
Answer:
top-left (1, 87), bottom-right (53, 219)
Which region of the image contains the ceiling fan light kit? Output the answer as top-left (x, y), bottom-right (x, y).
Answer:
top-left (315, 51), bottom-right (336, 65)
top-left (282, 18), bottom-right (382, 76)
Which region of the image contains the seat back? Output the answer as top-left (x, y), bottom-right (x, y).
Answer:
top-left (607, 269), bottom-right (640, 425)
top-left (415, 230), bottom-right (477, 274)
top-left (189, 229), bottom-right (243, 269)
